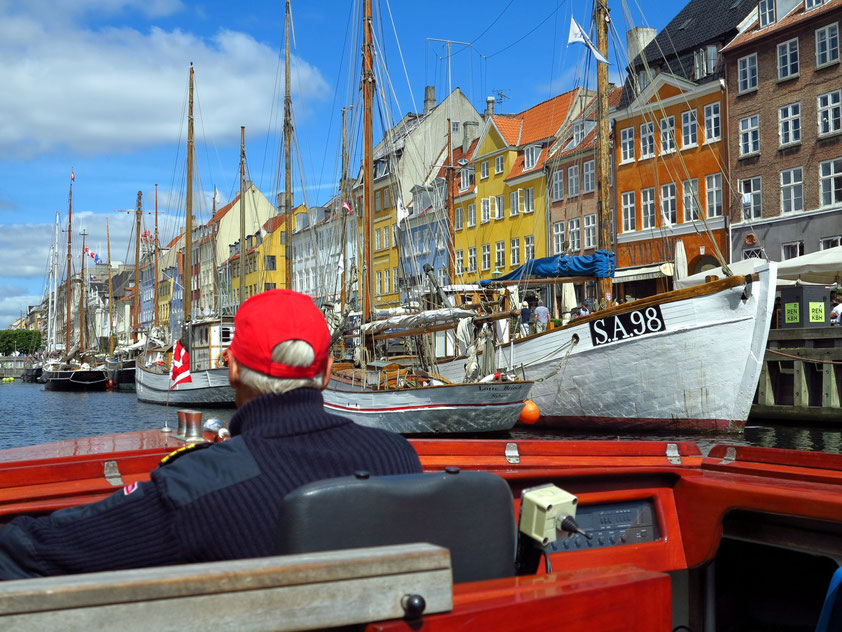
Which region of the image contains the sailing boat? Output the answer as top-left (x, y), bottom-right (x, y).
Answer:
top-left (320, 0), bottom-right (532, 434)
top-left (135, 66), bottom-right (235, 407)
top-left (432, 9), bottom-right (777, 433)
top-left (43, 173), bottom-right (110, 392)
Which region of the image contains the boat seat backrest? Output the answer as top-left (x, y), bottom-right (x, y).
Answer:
top-left (277, 469), bottom-right (517, 584)
top-left (816, 566), bottom-right (842, 632)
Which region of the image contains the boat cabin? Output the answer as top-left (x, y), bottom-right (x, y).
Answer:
top-left (188, 319), bottom-right (234, 371)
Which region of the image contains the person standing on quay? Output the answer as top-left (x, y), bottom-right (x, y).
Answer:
top-left (534, 300), bottom-right (550, 333)
top-left (519, 301), bottom-right (532, 336)
top-left (0, 290), bottom-right (422, 580)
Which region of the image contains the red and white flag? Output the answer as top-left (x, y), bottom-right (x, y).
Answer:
top-left (342, 200), bottom-right (353, 214)
top-left (71, 169), bottom-right (75, 181)
top-left (170, 340), bottom-right (192, 389)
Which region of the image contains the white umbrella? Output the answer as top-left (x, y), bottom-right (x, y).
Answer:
top-left (777, 246), bottom-right (842, 285)
top-left (674, 239), bottom-right (688, 281)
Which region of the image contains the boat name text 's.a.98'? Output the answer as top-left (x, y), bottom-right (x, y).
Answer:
top-left (588, 305), bottom-right (666, 346)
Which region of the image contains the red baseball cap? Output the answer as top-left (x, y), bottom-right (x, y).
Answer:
top-left (228, 289), bottom-right (330, 379)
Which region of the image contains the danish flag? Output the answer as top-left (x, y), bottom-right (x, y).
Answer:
top-left (170, 340), bottom-right (192, 389)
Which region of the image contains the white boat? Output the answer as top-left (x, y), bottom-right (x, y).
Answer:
top-left (324, 370), bottom-right (533, 434)
top-left (434, 258), bottom-right (776, 433)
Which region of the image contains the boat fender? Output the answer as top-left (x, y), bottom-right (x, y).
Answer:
top-left (158, 441), bottom-right (213, 468)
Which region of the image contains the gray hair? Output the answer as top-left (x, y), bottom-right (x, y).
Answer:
top-left (236, 339), bottom-right (325, 395)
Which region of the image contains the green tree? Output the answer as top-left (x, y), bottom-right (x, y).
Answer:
top-left (0, 330), bottom-right (42, 355)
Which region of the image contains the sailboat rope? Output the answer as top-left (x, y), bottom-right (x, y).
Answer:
top-left (523, 333), bottom-right (580, 383)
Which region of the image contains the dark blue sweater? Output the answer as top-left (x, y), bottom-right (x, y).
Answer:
top-left (0, 388), bottom-right (422, 579)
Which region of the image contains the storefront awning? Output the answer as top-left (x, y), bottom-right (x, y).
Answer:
top-left (613, 263), bottom-right (674, 284)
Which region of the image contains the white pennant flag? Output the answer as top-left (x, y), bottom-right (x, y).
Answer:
top-left (568, 17), bottom-right (609, 65)
top-left (396, 197), bottom-right (409, 226)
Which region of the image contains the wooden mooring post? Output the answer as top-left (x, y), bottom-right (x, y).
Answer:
top-left (752, 328), bottom-right (842, 424)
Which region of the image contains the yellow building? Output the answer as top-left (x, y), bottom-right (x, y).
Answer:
top-left (228, 212), bottom-right (290, 306)
top-left (454, 93), bottom-right (579, 284)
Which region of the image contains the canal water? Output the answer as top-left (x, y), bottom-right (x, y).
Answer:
top-left (1, 381), bottom-right (840, 455)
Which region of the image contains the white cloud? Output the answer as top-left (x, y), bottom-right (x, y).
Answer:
top-left (0, 4), bottom-right (329, 159)
top-left (0, 285), bottom-right (42, 329)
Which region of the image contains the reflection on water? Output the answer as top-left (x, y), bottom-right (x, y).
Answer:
top-left (1, 382), bottom-right (840, 456)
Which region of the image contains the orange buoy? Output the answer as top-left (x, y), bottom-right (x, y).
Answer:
top-left (519, 400), bottom-right (540, 425)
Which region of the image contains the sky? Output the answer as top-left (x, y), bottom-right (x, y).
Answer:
top-left (0, 0), bottom-right (682, 328)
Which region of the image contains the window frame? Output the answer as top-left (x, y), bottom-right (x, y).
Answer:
top-left (738, 53), bottom-right (759, 93)
top-left (820, 157), bottom-right (842, 207)
top-left (681, 110), bottom-right (698, 148)
top-left (621, 127), bottom-right (635, 163)
top-left (816, 22), bottom-right (840, 68)
top-left (683, 178), bottom-right (700, 222)
top-left (510, 237), bottom-right (521, 267)
top-left (568, 218), bottom-right (581, 252)
top-left (584, 213), bottom-right (597, 249)
top-left (777, 38), bottom-right (800, 80)
top-left (780, 167), bottom-right (804, 214)
top-left (640, 121), bottom-right (655, 157)
top-left (553, 221), bottom-right (565, 254)
top-left (739, 114), bottom-right (760, 157)
top-left (779, 102), bottom-right (802, 147)
top-left (740, 176), bottom-right (763, 220)
top-left (621, 191), bottom-right (637, 233)
top-left (495, 155), bottom-right (505, 174)
top-left (660, 116), bottom-right (676, 154)
top-left (568, 165), bottom-right (580, 197)
top-left (704, 102), bottom-right (721, 143)
top-left (641, 187), bottom-right (656, 229)
top-left (552, 169), bottom-right (564, 201)
top-left (706, 173), bottom-right (723, 218)
top-left (661, 183), bottom-right (677, 225)
top-left (818, 89), bottom-right (842, 136)
top-left (583, 160), bottom-right (595, 193)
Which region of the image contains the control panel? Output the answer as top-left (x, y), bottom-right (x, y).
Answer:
top-left (547, 499), bottom-right (659, 553)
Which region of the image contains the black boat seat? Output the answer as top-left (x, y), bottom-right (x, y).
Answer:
top-left (816, 566), bottom-right (842, 632)
top-left (277, 468), bottom-right (517, 584)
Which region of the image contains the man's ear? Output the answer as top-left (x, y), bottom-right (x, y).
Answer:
top-left (228, 354), bottom-right (240, 386)
top-left (321, 357), bottom-right (334, 389)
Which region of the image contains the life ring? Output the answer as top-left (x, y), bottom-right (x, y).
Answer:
top-left (744, 233), bottom-right (758, 246)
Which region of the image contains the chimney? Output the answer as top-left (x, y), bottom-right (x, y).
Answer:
top-left (484, 96), bottom-right (495, 119)
top-left (424, 85), bottom-right (436, 115)
top-left (627, 27), bottom-right (657, 65)
top-left (462, 121), bottom-right (479, 155)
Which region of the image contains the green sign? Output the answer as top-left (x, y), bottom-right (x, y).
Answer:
top-left (784, 302), bottom-right (800, 324)
top-left (809, 302), bottom-right (826, 323)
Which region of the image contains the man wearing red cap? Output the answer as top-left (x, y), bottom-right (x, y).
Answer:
top-left (0, 290), bottom-right (421, 580)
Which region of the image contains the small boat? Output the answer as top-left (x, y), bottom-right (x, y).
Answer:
top-left (42, 364), bottom-right (109, 392)
top-left (324, 365), bottom-right (532, 434)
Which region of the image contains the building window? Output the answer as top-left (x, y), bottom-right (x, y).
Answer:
top-left (584, 213), bottom-right (597, 248)
top-left (568, 165), bottom-right (580, 197)
top-left (523, 188), bottom-right (535, 213)
top-left (467, 203), bottom-right (476, 227)
top-left (524, 236), bottom-right (534, 260)
top-left (264, 255), bottom-right (276, 270)
top-left (510, 238), bottom-right (520, 266)
top-left (375, 229), bottom-right (382, 250)
top-left (553, 221), bottom-right (565, 254)
top-left (510, 191), bottom-right (519, 216)
top-left (552, 169), bottom-right (564, 201)
top-left (376, 270), bottom-right (382, 295)
top-left (816, 23), bottom-right (840, 67)
top-left (779, 103), bottom-right (802, 146)
top-left (583, 160), bottom-right (595, 193)
top-left (781, 167), bottom-right (804, 213)
top-left (738, 54), bottom-right (758, 92)
top-left (660, 116), bottom-right (676, 153)
top-left (375, 190), bottom-right (382, 212)
top-left (573, 121), bottom-right (585, 145)
top-left (740, 176), bottom-right (762, 219)
top-left (524, 145), bottom-right (541, 171)
top-left (739, 115), bottom-right (760, 156)
top-left (706, 173), bottom-right (723, 217)
top-left (384, 268), bottom-right (390, 294)
top-left (640, 121), bottom-right (655, 157)
top-left (821, 235), bottom-right (841, 249)
top-left (743, 248), bottom-right (764, 259)
top-left (481, 198), bottom-right (491, 224)
top-left (459, 167), bottom-right (474, 191)
top-left (621, 127), bottom-right (635, 162)
top-left (818, 90), bottom-right (841, 136)
top-left (468, 247), bottom-right (477, 272)
top-left (806, 0), bottom-right (824, 9)
top-left (759, 0), bottom-right (775, 27)
top-left (495, 155), bottom-right (504, 174)
top-left (455, 206), bottom-right (463, 230)
top-left (661, 183), bottom-right (677, 225)
top-left (456, 250), bottom-right (464, 274)
top-left (568, 219), bottom-right (581, 251)
top-left (621, 191), bottom-right (636, 232)
top-left (777, 39), bottom-right (799, 80)
top-left (782, 241), bottom-right (804, 259)
top-left (383, 224), bottom-right (390, 249)
top-left (704, 102), bottom-right (721, 142)
top-left (481, 244), bottom-right (491, 271)
top-left (481, 161), bottom-right (489, 179)
top-left (641, 187), bottom-right (656, 228)
top-left (683, 179), bottom-right (700, 221)
top-left (681, 110), bottom-right (698, 148)
top-left (495, 240), bottom-right (505, 269)
top-left (820, 157), bottom-right (842, 206)
top-left (495, 194), bottom-right (504, 219)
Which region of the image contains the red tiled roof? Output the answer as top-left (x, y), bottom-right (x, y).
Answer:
top-left (262, 215), bottom-right (285, 233)
top-left (165, 233), bottom-right (182, 249)
top-left (492, 89), bottom-right (580, 148)
top-left (493, 116), bottom-right (523, 146)
top-left (506, 146), bottom-right (552, 180)
top-left (608, 85), bottom-right (623, 108)
top-left (722, 1), bottom-right (839, 53)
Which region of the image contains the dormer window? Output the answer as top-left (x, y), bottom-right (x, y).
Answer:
top-left (524, 145), bottom-right (541, 171)
top-left (573, 122), bottom-right (585, 145)
top-left (758, 0), bottom-right (775, 28)
top-left (459, 166), bottom-right (474, 192)
top-left (374, 159), bottom-right (390, 179)
top-left (806, 0), bottom-right (824, 10)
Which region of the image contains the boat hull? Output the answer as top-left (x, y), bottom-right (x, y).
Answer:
top-left (43, 369), bottom-right (109, 392)
top-left (323, 380), bottom-right (532, 434)
top-left (135, 365), bottom-right (235, 407)
top-left (436, 261), bottom-right (777, 433)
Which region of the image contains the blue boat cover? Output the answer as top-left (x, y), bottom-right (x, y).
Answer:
top-left (479, 250), bottom-right (615, 286)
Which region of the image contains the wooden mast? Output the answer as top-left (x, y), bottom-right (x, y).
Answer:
top-left (239, 126), bottom-right (246, 304)
top-left (595, 0), bottom-right (613, 306)
top-left (283, 0), bottom-right (293, 290)
top-left (340, 106), bottom-right (350, 310)
top-left (154, 184), bottom-right (159, 329)
top-left (65, 172), bottom-right (73, 359)
top-left (446, 117), bottom-right (455, 284)
top-left (185, 64), bottom-right (194, 327)
top-left (362, 0), bottom-right (374, 320)
top-left (106, 218), bottom-right (114, 355)
top-left (80, 229), bottom-right (87, 353)
top-left (133, 191), bottom-right (142, 342)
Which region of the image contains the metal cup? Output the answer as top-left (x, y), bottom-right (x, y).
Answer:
top-left (184, 410), bottom-right (203, 443)
top-left (176, 410), bottom-right (189, 439)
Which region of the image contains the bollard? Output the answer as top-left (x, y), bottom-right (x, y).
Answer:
top-left (184, 410), bottom-right (204, 442)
